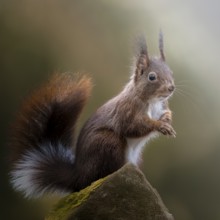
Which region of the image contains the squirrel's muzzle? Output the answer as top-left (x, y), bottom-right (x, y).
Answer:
top-left (168, 85), bottom-right (175, 92)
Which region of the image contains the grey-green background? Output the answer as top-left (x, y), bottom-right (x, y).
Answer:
top-left (1, 0), bottom-right (220, 219)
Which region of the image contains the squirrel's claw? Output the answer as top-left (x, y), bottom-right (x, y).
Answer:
top-left (158, 122), bottom-right (176, 137)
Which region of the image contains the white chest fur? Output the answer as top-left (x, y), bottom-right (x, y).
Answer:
top-left (126, 100), bottom-right (165, 165)
top-left (147, 100), bottom-right (166, 120)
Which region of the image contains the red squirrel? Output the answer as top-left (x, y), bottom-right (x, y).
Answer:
top-left (9, 32), bottom-right (176, 198)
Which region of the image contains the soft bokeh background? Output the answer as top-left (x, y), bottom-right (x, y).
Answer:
top-left (1, 0), bottom-right (220, 219)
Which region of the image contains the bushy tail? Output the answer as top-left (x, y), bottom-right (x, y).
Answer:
top-left (9, 73), bottom-right (92, 198)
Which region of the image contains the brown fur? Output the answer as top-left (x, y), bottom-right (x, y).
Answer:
top-left (10, 73), bottom-right (92, 163)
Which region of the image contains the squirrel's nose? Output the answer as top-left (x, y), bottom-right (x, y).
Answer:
top-left (168, 85), bottom-right (175, 92)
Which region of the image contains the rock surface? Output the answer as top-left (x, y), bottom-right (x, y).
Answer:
top-left (46, 164), bottom-right (174, 220)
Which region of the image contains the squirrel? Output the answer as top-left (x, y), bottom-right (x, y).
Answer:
top-left (9, 32), bottom-right (176, 198)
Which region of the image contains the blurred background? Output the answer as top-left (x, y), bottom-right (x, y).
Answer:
top-left (1, 0), bottom-right (220, 219)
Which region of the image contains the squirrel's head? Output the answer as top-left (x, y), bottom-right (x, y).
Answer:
top-left (132, 32), bottom-right (175, 102)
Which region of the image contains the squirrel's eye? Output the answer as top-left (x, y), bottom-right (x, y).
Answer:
top-left (148, 72), bottom-right (157, 81)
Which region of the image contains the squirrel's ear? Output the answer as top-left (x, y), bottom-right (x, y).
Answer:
top-left (159, 30), bottom-right (165, 61)
top-left (134, 35), bottom-right (149, 76)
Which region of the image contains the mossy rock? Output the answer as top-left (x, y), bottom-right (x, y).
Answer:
top-left (46, 164), bottom-right (174, 220)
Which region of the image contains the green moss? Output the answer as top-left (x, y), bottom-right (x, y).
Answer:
top-left (45, 177), bottom-right (107, 220)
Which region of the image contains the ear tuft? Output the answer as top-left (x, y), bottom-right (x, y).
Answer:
top-left (159, 30), bottom-right (165, 61)
top-left (134, 34), bottom-right (149, 78)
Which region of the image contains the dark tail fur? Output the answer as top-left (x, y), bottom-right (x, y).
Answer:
top-left (9, 73), bottom-right (92, 198)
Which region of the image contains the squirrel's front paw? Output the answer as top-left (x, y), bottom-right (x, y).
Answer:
top-left (160, 111), bottom-right (172, 123)
top-left (157, 121), bottom-right (176, 137)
